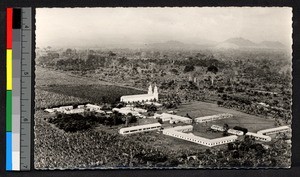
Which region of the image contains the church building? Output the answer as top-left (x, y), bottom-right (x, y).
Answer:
top-left (120, 84), bottom-right (158, 103)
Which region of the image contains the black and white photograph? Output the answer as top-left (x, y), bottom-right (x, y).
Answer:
top-left (34, 7), bottom-right (292, 169)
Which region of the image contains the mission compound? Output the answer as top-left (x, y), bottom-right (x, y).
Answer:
top-left (44, 83), bottom-right (291, 148)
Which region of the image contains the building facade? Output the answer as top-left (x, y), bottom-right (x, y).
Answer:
top-left (245, 132), bottom-right (272, 142)
top-left (120, 84), bottom-right (158, 103)
top-left (163, 128), bottom-right (238, 147)
top-left (119, 123), bottom-right (162, 135)
top-left (154, 113), bottom-right (192, 124)
top-left (195, 113), bottom-right (233, 123)
top-left (257, 126), bottom-right (291, 135)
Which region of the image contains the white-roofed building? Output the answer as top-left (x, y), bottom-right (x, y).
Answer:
top-left (154, 113), bottom-right (192, 124)
top-left (245, 132), bottom-right (272, 142)
top-left (120, 84), bottom-right (159, 103)
top-left (112, 108), bottom-right (130, 114)
top-left (59, 106), bottom-right (73, 111)
top-left (227, 129), bottom-right (244, 136)
top-left (52, 107), bottom-right (63, 112)
top-left (112, 107), bottom-right (147, 118)
top-left (167, 125), bottom-right (193, 132)
top-left (163, 128), bottom-right (238, 147)
top-left (145, 102), bottom-right (163, 107)
top-left (44, 108), bottom-right (55, 113)
top-left (208, 135), bottom-right (239, 146)
top-left (195, 113), bottom-right (233, 123)
top-left (77, 105), bottom-right (85, 109)
top-left (63, 108), bottom-right (85, 114)
top-left (257, 126), bottom-right (291, 135)
top-left (119, 123), bottom-right (162, 135)
top-left (211, 125), bottom-right (225, 132)
top-left (86, 104), bottom-right (101, 111)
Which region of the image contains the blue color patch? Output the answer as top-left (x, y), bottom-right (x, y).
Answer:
top-left (6, 132), bottom-right (12, 170)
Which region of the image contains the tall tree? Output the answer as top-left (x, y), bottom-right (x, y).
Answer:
top-left (206, 65), bottom-right (218, 85)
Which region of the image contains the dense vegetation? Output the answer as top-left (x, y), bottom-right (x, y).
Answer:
top-left (35, 111), bottom-right (291, 169)
top-left (47, 111), bottom-right (138, 132)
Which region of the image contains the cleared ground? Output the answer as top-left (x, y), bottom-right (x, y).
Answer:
top-left (175, 101), bottom-right (275, 132)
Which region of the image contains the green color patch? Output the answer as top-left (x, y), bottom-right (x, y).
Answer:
top-left (6, 91), bottom-right (12, 132)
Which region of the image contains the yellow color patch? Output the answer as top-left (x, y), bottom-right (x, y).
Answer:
top-left (6, 49), bottom-right (12, 90)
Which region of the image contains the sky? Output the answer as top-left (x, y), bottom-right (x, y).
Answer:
top-left (36, 7), bottom-right (293, 48)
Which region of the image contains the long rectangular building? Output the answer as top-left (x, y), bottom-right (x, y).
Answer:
top-left (154, 113), bottom-right (192, 124)
top-left (257, 126), bottom-right (291, 135)
top-left (227, 129), bottom-right (243, 136)
top-left (211, 125), bottom-right (225, 132)
top-left (245, 132), bottom-right (271, 142)
top-left (195, 113), bottom-right (233, 123)
top-left (119, 123), bottom-right (162, 135)
top-left (112, 107), bottom-right (145, 118)
top-left (59, 106), bottom-right (73, 110)
top-left (86, 104), bottom-right (102, 111)
top-left (163, 129), bottom-right (238, 147)
top-left (166, 125), bottom-right (193, 132)
top-left (63, 108), bottom-right (85, 114)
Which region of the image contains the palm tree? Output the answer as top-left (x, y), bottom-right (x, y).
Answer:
top-left (206, 65), bottom-right (218, 85)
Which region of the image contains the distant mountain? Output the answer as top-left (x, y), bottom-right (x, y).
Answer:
top-left (216, 37), bottom-right (286, 49)
top-left (215, 42), bottom-right (239, 49)
top-left (258, 41), bottom-right (286, 49)
top-left (86, 38), bottom-right (287, 50)
top-left (145, 40), bottom-right (215, 50)
top-left (224, 37), bottom-right (256, 47)
top-left (145, 40), bottom-right (193, 50)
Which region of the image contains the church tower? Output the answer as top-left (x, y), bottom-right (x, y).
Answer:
top-left (153, 84), bottom-right (159, 100)
top-left (148, 84), bottom-right (153, 95)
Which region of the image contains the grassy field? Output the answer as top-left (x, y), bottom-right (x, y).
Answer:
top-left (175, 101), bottom-right (275, 132)
top-left (36, 66), bottom-right (114, 86)
top-left (35, 89), bottom-right (90, 109)
top-left (36, 66), bottom-right (146, 104)
top-left (42, 84), bottom-right (145, 104)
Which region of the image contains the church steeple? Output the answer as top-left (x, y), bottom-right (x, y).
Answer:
top-left (148, 84), bottom-right (153, 95)
top-left (153, 84), bottom-right (158, 100)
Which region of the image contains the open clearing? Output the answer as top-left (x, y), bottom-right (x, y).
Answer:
top-left (175, 101), bottom-right (275, 132)
top-left (36, 66), bottom-right (146, 104)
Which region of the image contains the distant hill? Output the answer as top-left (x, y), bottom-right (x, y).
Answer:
top-left (224, 37), bottom-right (256, 47)
top-left (214, 42), bottom-right (239, 49)
top-left (258, 41), bottom-right (286, 49)
top-left (82, 38), bottom-right (287, 51)
top-left (216, 37), bottom-right (286, 49)
top-left (144, 38), bottom-right (287, 51)
top-left (145, 40), bottom-right (220, 50)
top-left (145, 40), bottom-right (199, 50)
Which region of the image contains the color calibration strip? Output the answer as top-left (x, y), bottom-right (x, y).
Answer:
top-left (6, 7), bottom-right (13, 171)
top-left (6, 7), bottom-right (32, 171)
top-left (7, 7), bottom-right (21, 171)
